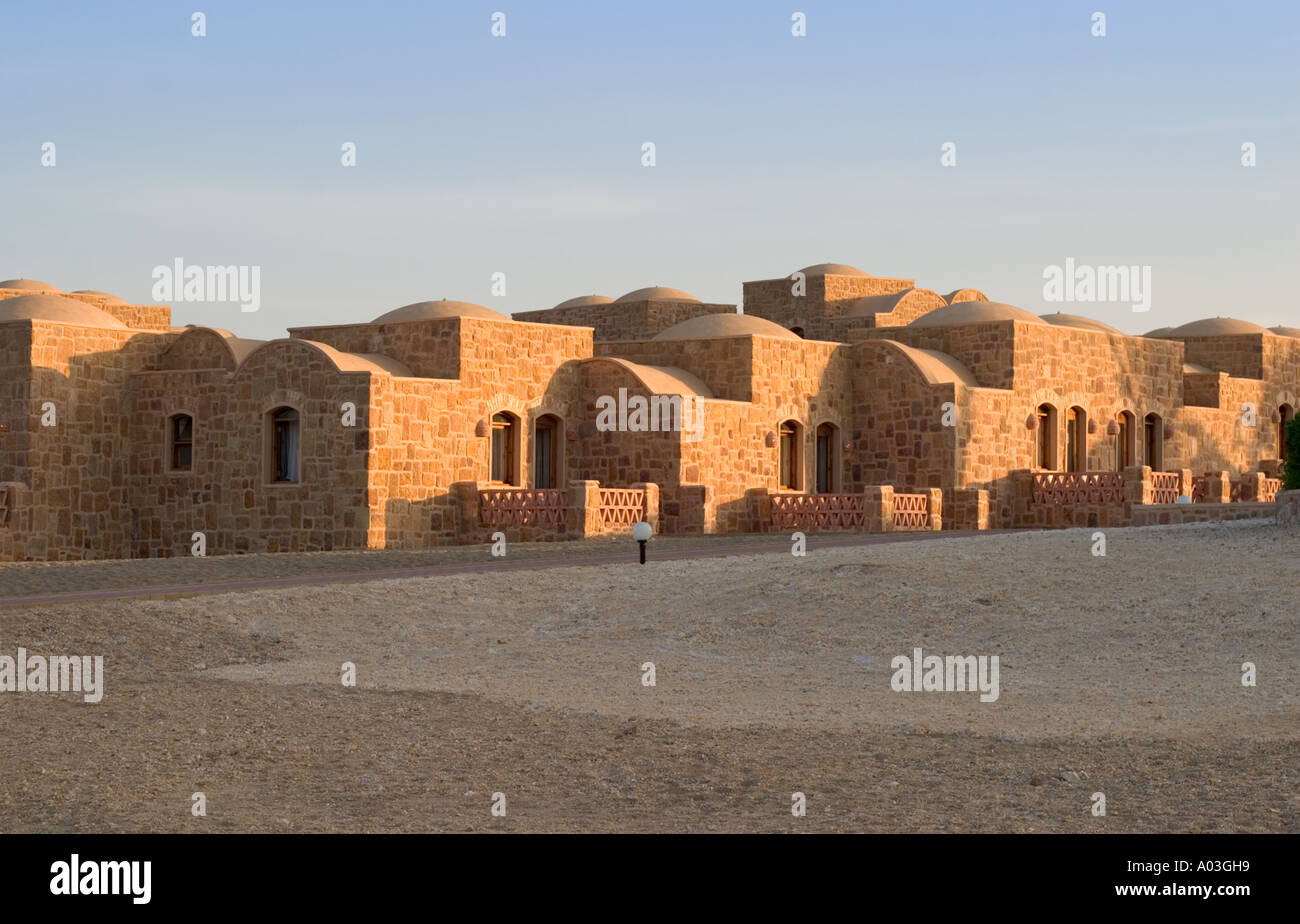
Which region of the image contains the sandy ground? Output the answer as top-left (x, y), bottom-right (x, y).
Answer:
top-left (0, 519), bottom-right (1296, 832)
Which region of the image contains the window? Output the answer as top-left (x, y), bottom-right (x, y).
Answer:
top-left (1144, 412), bottom-right (1163, 470)
top-left (815, 422), bottom-right (838, 493)
top-left (1066, 407), bottom-right (1087, 472)
top-left (268, 407), bottom-right (300, 484)
top-left (1035, 404), bottom-right (1058, 470)
top-left (1116, 411), bottom-right (1135, 469)
top-left (778, 420), bottom-right (802, 491)
top-left (491, 412), bottom-right (519, 485)
top-left (169, 414), bottom-right (193, 471)
top-left (534, 414), bottom-right (560, 489)
top-left (1281, 405), bottom-right (1295, 461)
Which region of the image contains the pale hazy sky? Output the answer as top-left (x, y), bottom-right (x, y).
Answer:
top-left (3, 1), bottom-right (1297, 339)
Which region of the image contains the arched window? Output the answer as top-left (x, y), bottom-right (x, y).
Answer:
top-left (490, 412), bottom-right (520, 485)
top-left (815, 422), bottom-right (839, 493)
top-left (1035, 404), bottom-right (1058, 470)
top-left (1144, 412), bottom-right (1163, 470)
top-left (778, 420), bottom-right (803, 491)
top-left (1066, 407), bottom-right (1087, 472)
top-left (533, 414), bottom-right (561, 489)
top-left (1116, 410), bottom-right (1135, 469)
top-left (267, 407), bottom-right (300, 483)
top-left (790, 326), bottom-right (806, 339)
top-left (168, 413), bottom-right (193, 472)
top-left (1280, 404), bottom-right (1295, 461)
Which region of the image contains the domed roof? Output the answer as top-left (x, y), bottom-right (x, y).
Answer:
top-left (653, 313), bottom-right (799, 341)
top-left (943, 288), bottom-right (988, 304)
top-left (843, 288), bottom-right (944, 318)
top-left (0, 278), bottom-right (61, 291)
top-left (1269, 325), bottom-right (1300, 338)
top-left (909, 301), bottom-right (1046, 328)
top-left (1168, 317), bottom-right (1268, 337)
top-left (1039, 312), bottom-right (1123, 334)
top-left (372, 299), bottom-right (509, 324)
top-left (615, 286), bottom-right (700, 303)
top-left (1143, 327), bottom-right (1175, 338)
top-left (0, 293), bottom-right (127, 329)
top-left (583, 358), bottom-right (714, 398)
top-left (797, 263), bottom-right (869, 277)
top-left (553, 294), bottom-right (614, 310)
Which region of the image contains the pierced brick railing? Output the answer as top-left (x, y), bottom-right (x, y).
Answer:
top-left (0, 485), bottom-right (10, 527)
top-left (599, 487), bottom-right (645, 528)
top-left (1150, 471), bottom-right (1182, 504)
top-left (1262, 478), bottom-right (1281, 503)
top-left (479, 488), bottom-right (568, 527)
top-left (770, 493), bottom-right (865, 531)
top-left (1031, 472), bottom-right (1124, 505)
top-left (892, 493), bottom-right (929, 529)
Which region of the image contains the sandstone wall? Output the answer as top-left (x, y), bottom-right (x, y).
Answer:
top-left (128, 340), bottom-right (374, 557)
top-left (512, 299), bottom-right (734, 341)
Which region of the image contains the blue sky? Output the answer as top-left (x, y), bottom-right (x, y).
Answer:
top-left (2, 0), bottom-right (1297, 338)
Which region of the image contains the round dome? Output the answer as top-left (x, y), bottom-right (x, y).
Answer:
top-left (553, 294), bottom-right (614, 310)
top-left (1143, 327), bottom-right (1175, 338)
top-left (615, 286), bottom-right (700, 303)
top-left (796, 263), bottom-right (869, 277)
top-left (653, 313), bottom-right (799, 341)
top-left (1168, 317), bottom-right (1268, 337)
top-left (1268, 325), bottom-right (1300, 338)
top-left (909, 301), bottom-right (1046, 328)
top-left (0, 293), bottom-right (127, 329)
top-left (372, 299), bottom-right (508, 324)
top-left (0, 278), bottom-right (61, 292)
top-left (1039, 312), bottom-right (1123, 334)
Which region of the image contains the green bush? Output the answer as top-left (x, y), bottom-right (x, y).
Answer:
top-left (1286, 418), bottom-right (1300, 491)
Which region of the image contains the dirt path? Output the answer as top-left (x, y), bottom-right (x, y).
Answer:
top-left (1, 520), bottom-right (1295, 832)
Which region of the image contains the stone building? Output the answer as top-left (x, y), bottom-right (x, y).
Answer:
top-left (0, 265), bottom-right (1294, 561)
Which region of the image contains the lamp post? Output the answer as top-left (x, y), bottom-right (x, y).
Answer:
top-left (632, 521), bottom-right (652, 564)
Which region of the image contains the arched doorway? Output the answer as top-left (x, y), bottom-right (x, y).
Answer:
top-left (1066, 407), bottom-right (1087, 472)
top-left (490, 412), bottom-right (520, 485)
top-left (778, 420), bottom-right (803, 490)
top-left (1035, 404), bottom-right (1058, 470)
top-left (1144, 412), bottom-right (1163, 470)
top-left (815, 422), bottom-right (839, 493)
top-left (1116, 410), bottom-right (1135, 469)
top-left (533, 414), bottom-right (562, 489)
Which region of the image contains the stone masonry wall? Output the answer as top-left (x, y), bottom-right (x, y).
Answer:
top-left (512, 299), bottom-right (734, 341)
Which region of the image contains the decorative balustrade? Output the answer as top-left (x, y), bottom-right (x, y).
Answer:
top-left (1150, 471), bottom-right (1182, 504)
top-left (770, 493), bottom-right (865, 531)
top-left (892, 493), bottom-right (929, 529)
top-left (479, 488), bottom-right (568, 527)
top-left (1262, 478), bottom-right (1281, 503)
top-left (599, 488), bottom-right (646, 527)
top-left (1031, 472), bottom-right (1124, 505)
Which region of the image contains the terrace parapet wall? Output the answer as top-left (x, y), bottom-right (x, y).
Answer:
top-left (451, 479), bottom-right (659, 544)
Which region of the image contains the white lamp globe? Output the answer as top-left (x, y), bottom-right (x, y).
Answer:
top-left (632, 521), bottom-right (653, 542)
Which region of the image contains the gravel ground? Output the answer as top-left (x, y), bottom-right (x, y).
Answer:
top-left (0, 519), bottom-right (1296, 832)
